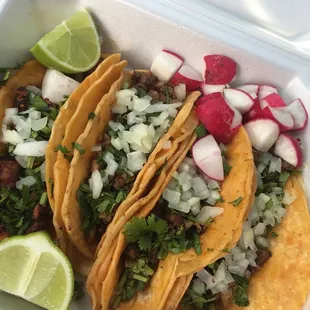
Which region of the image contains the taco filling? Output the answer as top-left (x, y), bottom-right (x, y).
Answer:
top-left (110, 148), bottom-right (230, 307)
top-left (76, 71), bottom-right (190, 242)
top-left (0, 70), bottom-right (79, 239)
top-left (181, 151), bottom-right (299, 309)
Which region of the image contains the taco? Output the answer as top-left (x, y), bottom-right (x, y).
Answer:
top-left (177, 154), bottom-right (310, 310)
top-left (61, 69), bottom-right (201, 263)
top-left (85, 124), bottom-right (255, 310)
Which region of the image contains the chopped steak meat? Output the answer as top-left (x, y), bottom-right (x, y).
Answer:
top-left (251, 248), bottom-right (271, 272)
top-left (0, 157), bottom-right (20, 187)
top-left (15, 86), bottom-right (29, 112)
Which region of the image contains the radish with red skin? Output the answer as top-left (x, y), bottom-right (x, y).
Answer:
top-left (201, 83), bottom-right (226, 95)
top-left (286, 98), bottom-right (308, 130)
top-left (258, 85), bottom-right (278, 100)
top-left (223, 88), bottom-right (254, 114)
top-left (150, 49), bottom-right (184, 82)
top-left (236, 84), bottom-right (259, 95)
top-left (192, 135), bottom-right (224, 181)
top-left (274, 133), bottom-right (303, 168)
top-left (244, 118), bottom-right (280, 152)
top-left (243, 97), bottom-right (262, 122)
top-left (260, 93), bottom-right (286, 108)
top-left (171, 64), bottom-right (203, 91)
top-left (195, 96), bottom-right (240, 143)
top-left (204, 55), bottom-right (237, 85)
top-left (195, 92), bottom-right (223, 106)
top-left (261, 106), bottom-right (294, 131)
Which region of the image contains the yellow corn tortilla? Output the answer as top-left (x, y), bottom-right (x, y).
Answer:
top-left (86, 104), bottom-right (200, 309)
top-left (0, 60), bottom-right (46, 152)
top-left (98, 126), bottom-right (255, 310)
top-left (226, 175), bottom-right (310, 310)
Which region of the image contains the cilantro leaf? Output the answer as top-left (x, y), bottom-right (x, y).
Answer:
top-left (73, 280), bottom-right (85, 301)
top-left (138, 235), bottom-right (152, 251)
top-left (229, 196), bottom-right (243, 206)
top-left (72, 142), bottom-right (85, 155)
top-left (232, 274), bottom-right (250, 307)
top-left (88, 112), bottom-right (96, 119)
top-left (195, 124), bottom-right (207, 139)
top-left (54, 144), bottom-right (70, 154)
top-left (223, 162), bottom-right (232, 176)
top-left (270, 231), bottom-right (278, 238)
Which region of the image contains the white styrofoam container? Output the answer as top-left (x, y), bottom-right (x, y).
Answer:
top-left (0, 0), bottom-right (309, 309)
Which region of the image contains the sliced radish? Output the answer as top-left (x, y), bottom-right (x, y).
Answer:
top-left (243, 97), bottom-right (262, 122)
top-left (230, 106), bottom-right (242, 129)
top-left (171, 64), bottom-right (203, 91)
top-left (223, 89), bottom-right (254, 114)
top-left (150, 49), bottom-right (184, 82)
top-left (261, 106), bottom-right (294, 131)
top-left (192, 135), bottom-right (224, 181)
top-left (260, 93), bottom-right (286, 109)
top-left (285, 99), bottom-right (308, 131)
top-left (258, 85), bottom-right (278, 100)
top-left (236, 84), bottom-right (259, 96)
top-left (201, 83), bottom-right (225, 95)
top-left (274, 133), bottom-right (303, 168)
top-left (203, 55), bottom-right (237, 85)
top-left (195, 92), bottom-right (222, 106)
top-left (195, 96), bottom-right (240, 143)
top-left (244, 118), bottom-right (280, 152)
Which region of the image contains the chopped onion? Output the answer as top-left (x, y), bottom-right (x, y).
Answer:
top-left (15, 156), bottom-right (28, 168)
top-left (112, 104), bottom-right (127, 114)
top-left (103, 152), bottom-right (119, 176)
top-left (3, 108), bottom-right (18, 125)
top-left (109, 121), bottom-right (125, 132)
top-left (168, 107), bottom-right (178, 118)
top-left (178, 171), bottom-right (192, 192)
top-left (192, 279), bottom-right (206, 295)
top-left (16, 176), bottom-right (37, 190)
top-left (206, 197), bottom-right (216, 206)
top-left (282, 190), bottom-right (296, 205)
top-left (26, 85), bottom-right (42, 95)
top-left (263, 210), bottom-right (276, 226)
top-left (32, 117), bottom-right (48, 131)
top-left (183, 157), bottom-right (195, 167)
top-left (210, 190), bottom-right (221, 201)
top-left (196, 269), bottom-right (217, 290)
top-left (127, 151), bottom-right (146, 172)
top-left (131, 142), bottom-right (149, 154)
top-left (231, 247), bottom-right (246, 261)
top-left (127, 111), bottom-right (136, 125)
top-left (150, 110), bottom-right (169, 127)
top-left (141, 135), bottom-right (153, 151)
top-left (162, 140), bottom-right (171, 150)
top-left (257, 162), bottom-right (266, 174)
top-left (89, 169), bottom-right (103, 199)
top-left (169, 201), bottom-right (191, 213)
top-left (256, 170), bottom-right (263, 189)
top-left (181, 190), bottom-right (193, 201)
top-left (29, 110), bottom-right (41, 120)
top-left (40, 161), bottom-right (46, 182)
top-left (2, 127), bottom-right (23, 145)
top-left (146, 102), bottom-right (183, 114)
top-left (111, 137), bottom-right (123, 151)
top-left (256, 236), bottom-right (270, 249)
top-left (192, 177), bottom-right (210, 199)
top-left (120, 139), bottom-right (130, 154)
top-left (208, 180), bottom-right (220, 190)
top-left (188, 197), bottom-right (201, 215)
top-left (256, 193), bottom-right (270, 211)
top-left (133, 95), bottom-right (152, 112)
top-left (91, 144), bottom-right (102, 152)
top-left (174, 83), bottom-right (186, 101)
top-left (48, 119), bottom-right (54, 128)
top-left (253, 222), bottom-right (266, 236)
top-left (13, 141), bottom-right (48, 156)
top-left (196, 206), bottom-right (223, 223)
top-left (163, 188), bottom-right (181, 205)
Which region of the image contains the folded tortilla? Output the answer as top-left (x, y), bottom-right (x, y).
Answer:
top-left (92, 126), bottom-right (255, 310)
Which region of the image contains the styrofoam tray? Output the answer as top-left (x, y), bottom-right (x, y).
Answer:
top-left (0, 0), bottom-right (308, 309)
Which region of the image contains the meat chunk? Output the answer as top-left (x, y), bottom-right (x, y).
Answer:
top-left (251, 248), bottom-right (271, 272)
top-left (124, 244), bottom-right (141, 266)
top-left (15, 87), bottom-right (29, 112)
top-left (163, 212), bottom-right (185, 228)
top-left (113, 173), bottom-right (127, 189)
top-left (220, 283), bottom-right (236, 307)
top-left (26, 204), bottom-right (52, 234)
top-left (0, 157), bottom-right (20, 187)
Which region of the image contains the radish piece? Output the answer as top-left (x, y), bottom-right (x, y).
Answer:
top-left (258, 85), bottom-right (278, 100)
top-left (192, 135), bottom-right (224, 181)
top-left (195, 97), bottom-right (240, 143)
top-left (201, 83), bottom-right (225, 95)
top-left (150, 49), bottom-right (184, 82)
top-left (244, 118), bottom-right (280, 152)
top-left (243, 97), bottom-right (262, 122)
top-left (230, 106), bottom-right (242, 129)
top-left (204, 55), bottom-right (237, 85)
top-left (286, 98), bottom-right (308, 130)
top-left (237, 84), bottom-right (259, 95)
top-left (223, 89), bottom-right (254, 114)
top-left (260, 93), bottom-right (286, 109)
top-left (261, 106), bottom-right (294, 131)
top-left (171, 64), bottom-right (203, 91)
top-left (274, 133), bottom-right (303, 168)
top-left (195, 92), bottom-right (223, 106)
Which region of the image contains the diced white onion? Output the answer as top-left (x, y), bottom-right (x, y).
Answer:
top-left (13, 141), bottom-right (48, 157)
top-left (282, 190), bottom-right (296, 205)
top-left (210, 190), bottom-right (221, 201)
top-left (169, 201), bottom-right (191, 213)
top-left (146, 102), bottom-right (183, 114)
top-left (163, 188), bottom-right (181, 205)
top-left (256, 236), bottom-right (270, 249)
top-left (103, 152), bottom-right (119, 176)
top-left (196, 206), bottom-right (223, 224)
top-left (109, 121), bottom-right (125, 132)
top-left (120, 139), bottom-right (130, 154)
top-left (181, 191), bottom-right (193, 201)
top-left (133, 95), bottom-right (152, 112)
top-left (116, 88), bottom-right (137, 107)
top-left (196, 269), bottom-right (217, 290)
top-left (48, 119), bottom-right (54, 128)
top-left (178, 171), bottom-right (192, 192)
top-left (167, 107), bottom-right (178, 118)
top-left (3, 108), bottom-right (18, 125)
top-left (89, 169), bottom-right (103, 199)
top-left (111, 137), bottom-right (123, 151)
top-left (16, 176), bottom-right (37, 190)
top-left (15, 156), bottom-right (28, 168)
top-left (32, 117), bottom-right (48, 131)
top-left (40, 161), bottom-right (46, 182)
top-left (150, 110), bottom-right (169, 127)
top-left (26, 85), bottom-right (42, 95)
top-left (2, 126), bottom-right (23, 145)
top-left (188, 197), bottom-right (201, 215)
top-left (29, 110), bottom-right (41, 120)
top-left (174, 83), bottom-right (186, 101)
top-left (162, 140), bottom-right (171, 150)
top-left (126, 151), bottom-right (146, 172)
top-left (208, 180), bottom-right (220, 190)
top-left (192, 279), bottom-right (206, 295)
top-left (192, 177), bottom-right (210, 199)
top-left (253, 222), bottom-right (266, 236)
top-left (112, 104), bottom-right (127, 114)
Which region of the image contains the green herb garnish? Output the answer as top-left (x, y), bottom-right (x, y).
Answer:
top-left (232, 274), bottom-right (250, 307)
top-left (88, 112), bottom-right (96, 119)
top-left (54, 144), bottom-right (70, 154)
top-left (73, 280), bottom-right (85, 301)
top-left (72, 142), bottom-right (85, 155)
top-left (195, 124), bottom-right (207, 139)
top-left (229, 196), bottom-right (243, 207)
top-left (270, 231), bottom-right (278, 238)
top-left (223, 162), bottom-right (232, 176)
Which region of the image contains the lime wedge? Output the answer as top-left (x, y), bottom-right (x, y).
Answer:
top-left (30, 8), bottom-right (101, 73)
top-left (0, 232), bottom-right (74, 310)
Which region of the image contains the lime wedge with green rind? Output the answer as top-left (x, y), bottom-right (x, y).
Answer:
top-left (0, 232), bottom-right (74, 310)
top-left (30, 8), bottom-right (101, 73)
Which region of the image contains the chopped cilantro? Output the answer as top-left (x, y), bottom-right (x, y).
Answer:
top-left (222, 247), bottom-right (230, 253)
top-left (54, 144), bottom-right (70, 154)
top-left (232, 274), bottom-right (250, 307)
top-left (217, 196), bottom-right (225, 203)
top-left (270, 231), bottom-right (278, 238)
top-left (223, 162), bottom-right (232, 176)
top-left (195, 124), bottom-right (207, 139)
top-left (72, 142), bottom-right (85, 155)
top-left (73, 280), bottom-right (85, 301)
top-left (279, 172), bottom-right (290, 188)
top-left (207, 248), bottom-right (214, 252)
top-left (229, 196), bottom-right (243, 207)
top-left (88, 112), bottom-right (96, 119)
